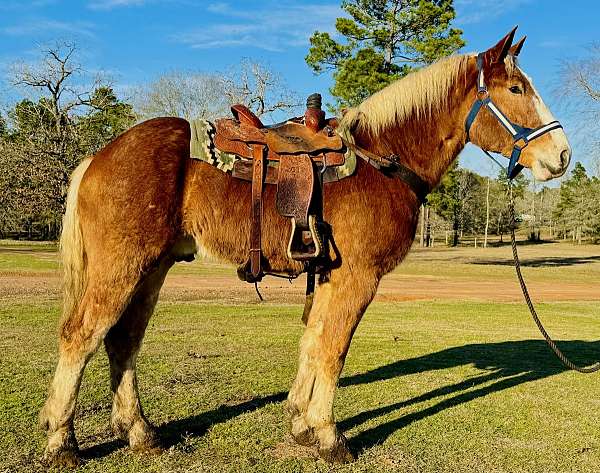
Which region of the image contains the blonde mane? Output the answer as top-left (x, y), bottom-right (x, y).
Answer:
top-left (340, 54), bottom-right (472, 135)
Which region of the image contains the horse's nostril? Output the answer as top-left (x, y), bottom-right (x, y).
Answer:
top-left (560, 149), bottom-right (571, 168)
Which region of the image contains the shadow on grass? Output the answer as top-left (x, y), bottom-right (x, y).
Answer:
top-left (339, 339), bottom-right (600, 453)
top-left (470, 255), bottom-right (600, 267)
top-left (81, 339), bottom-right (599, 460)
top-left (80, 392), bottom-right (288, 460)
top-left (159, 392), bottom-right (288, 449)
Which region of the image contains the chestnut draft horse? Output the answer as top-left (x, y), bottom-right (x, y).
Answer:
top-left (40, 29), bottom-right (571, 466)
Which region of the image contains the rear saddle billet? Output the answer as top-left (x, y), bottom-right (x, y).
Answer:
top-left (213, 93), bottom-right (346, 283)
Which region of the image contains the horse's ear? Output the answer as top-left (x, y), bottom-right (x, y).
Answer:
top-left (484, 26), bottom-right (518, 64)
top-left (509, 36), bottom-right (526, 57)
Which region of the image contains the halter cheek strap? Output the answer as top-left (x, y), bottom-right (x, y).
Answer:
top-left (465, 53), bottom-right (563, 179)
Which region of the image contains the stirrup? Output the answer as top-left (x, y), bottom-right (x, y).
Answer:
top-left (286, 215), bottom-right (328, 261)
top-left (236, 255), bottom-right (268, 283)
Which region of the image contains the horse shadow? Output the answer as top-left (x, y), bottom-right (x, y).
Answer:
top-left (339, 339), bottom-right (600, 452)
top-left (80, 392), bottom-right (288, 459)
top-left (81, 339), bottom-right (599, 460)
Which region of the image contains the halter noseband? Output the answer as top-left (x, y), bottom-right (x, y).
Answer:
top-left (465, 53), bottom-right (563, 179)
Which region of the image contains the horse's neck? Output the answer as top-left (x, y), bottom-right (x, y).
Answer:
top-left (355, 64), bottom-right (476, 189)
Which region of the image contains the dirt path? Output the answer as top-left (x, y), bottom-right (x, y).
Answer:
top-left (2, 268), bottom-right (598, 304)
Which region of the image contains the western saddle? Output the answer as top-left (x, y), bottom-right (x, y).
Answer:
top-left (213, 93), bottom-right (345, 285)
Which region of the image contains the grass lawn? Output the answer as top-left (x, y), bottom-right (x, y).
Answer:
top-left (1, 242), bottom-right (600, 472)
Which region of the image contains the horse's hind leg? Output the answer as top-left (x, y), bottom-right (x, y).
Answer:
top-left (104, 261), bottom-right (171, 452)
top-left (40, 276), bottom-right (137, 467)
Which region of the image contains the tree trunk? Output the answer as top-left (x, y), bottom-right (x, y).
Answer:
top-left (484, 178), bottom-right (490, 248)
top-left (419, 204), bottom-right (425, 247)
top-left (452, 208), bottom-right (459, 247)
top-left (425, 206), bottom-right (431, 247)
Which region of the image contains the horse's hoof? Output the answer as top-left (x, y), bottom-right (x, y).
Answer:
top-left (129, 423), bottom-right (162, 453)
top-left (290, 416), bottom-right (317, 447)
top-left (41, 448), bottom-right (80, 468)
top-left (318, 435), bottom-right (354, 464)
top-left (132, 443), bottom-right (164, 455)
top-left (291, 426), bottom-right (316, 447)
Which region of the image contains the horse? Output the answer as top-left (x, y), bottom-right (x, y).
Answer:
top-left (39, 28), bottom-right (571, 466)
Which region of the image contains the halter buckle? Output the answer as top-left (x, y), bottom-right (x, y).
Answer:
top-left (476, 88), bottom-right (489, 100)
top-left (514, 137), bottom-right (528, 149)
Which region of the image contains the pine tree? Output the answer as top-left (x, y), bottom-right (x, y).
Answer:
top-left (554, 162), bottom-right (597, 243)
top-left (305, 0), bottom-right (465, 108)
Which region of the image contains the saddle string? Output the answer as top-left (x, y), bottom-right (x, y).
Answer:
top-left (254, 282), bottom-right (264, 302)
top-left (483, 151), bottom-right (600, 373)
top-left (253, 270), bottom-right (303, 303)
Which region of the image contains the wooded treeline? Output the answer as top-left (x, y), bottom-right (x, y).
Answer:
top-left (0, 43), bottom-right (298, 240)
top-left (1, 1), bottom-right (598, 243)
top-left (420, 161), bottom-right (600, 247)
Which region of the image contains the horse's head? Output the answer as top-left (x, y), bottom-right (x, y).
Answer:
top-left (466, 28), bottom-right (571, 181)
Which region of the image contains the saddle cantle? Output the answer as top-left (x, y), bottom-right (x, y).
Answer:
top-left (213, 94), bottom-right (346, 283)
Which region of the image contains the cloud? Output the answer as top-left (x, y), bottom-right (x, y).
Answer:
top-left (0, 19), bottom-right (96, 38)
top-left (455, 0), bottom-right (533, 25)
top-left (173, 2), bottom-right (341, 52)
top-left (0, 0), bottom-right (57, 10)
top-left (539, 39), bottom-right (564, 49)
top-left (87, 0), bottom-right (147, 10)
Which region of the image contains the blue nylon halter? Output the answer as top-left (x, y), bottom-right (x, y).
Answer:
top-left (465, 53), bottom-right (563, 179)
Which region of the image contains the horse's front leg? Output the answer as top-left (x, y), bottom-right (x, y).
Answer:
top-left (287, 265), bottom-right (379, 463)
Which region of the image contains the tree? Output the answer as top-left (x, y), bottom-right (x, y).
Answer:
top-left (306, 0), bottom-right (465, 107)
top-left (560, 44), bottom-right (600, 158)
top-left (78, 87), bottom-right (135, 154)
top-left (135, 71), bottom-right (230, 121)
top-left (561, 44), bottom-right (600, 109)
top-left (221, 59), bottom-right (301, 119)
top-left (427, 161), bottom-right (461, 246)
top-left (489, 169), bottom-right (528, 243)
top-left (553, 162), bottom-right (599, 244)
top-left (484, 177), bottom-right (491, 247)
top-left (0, 42), bottom-right (135, 239)
top-left (136, 60), bottom-right (300, 122)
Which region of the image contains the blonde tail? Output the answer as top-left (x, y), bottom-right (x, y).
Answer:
top-left (59, 158), bottom-right (92, 328)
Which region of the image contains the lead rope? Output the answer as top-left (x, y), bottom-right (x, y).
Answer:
top-left (507, 183), bottom-right (600, 373)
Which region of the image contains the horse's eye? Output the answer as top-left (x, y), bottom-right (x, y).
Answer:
top-left (509, 85), bottom-right (523, 95)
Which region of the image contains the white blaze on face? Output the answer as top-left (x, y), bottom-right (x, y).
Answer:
top-left (519, 67), bottom-right (572, 181)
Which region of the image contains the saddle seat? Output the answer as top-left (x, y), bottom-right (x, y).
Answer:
top-left (212, 94), bottom-right (346, 283)
top-left (214, 105), bottom-right (345, 165)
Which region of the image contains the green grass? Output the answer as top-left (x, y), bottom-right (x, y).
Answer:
top-left (0, 249), bottom-right (58, 272)
top-left (2, 241), bottom-right (600, 472)
top-left (2, 298), bottom-right (600, 472)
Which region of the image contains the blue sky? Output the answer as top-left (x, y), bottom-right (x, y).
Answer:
top-left (0, 0), bottom-right (598, 178)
